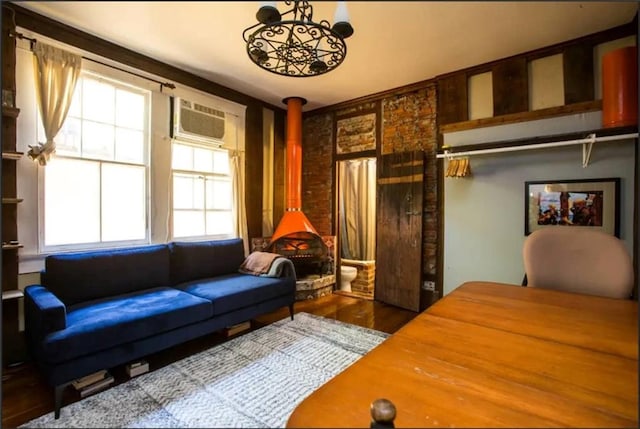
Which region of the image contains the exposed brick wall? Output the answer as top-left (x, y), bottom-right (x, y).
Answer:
top-left (302, 112), bottom-right (333, 236)
top-left (382, 85), bottom-right (438, 276)
top-left (342, 259), bottom-right (375, 298)
top-left (336, 113), bottom-right (376, 154)
top-left (302, 83), bottom-right (439, 288)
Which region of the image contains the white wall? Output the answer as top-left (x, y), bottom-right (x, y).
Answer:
top-left (442, 35), bottom-right (638, 296)
top-left (443, 113), bottom-right (636, 295)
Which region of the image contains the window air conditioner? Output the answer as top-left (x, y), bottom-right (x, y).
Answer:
top-left (172, 97), bottom-right (225, 145)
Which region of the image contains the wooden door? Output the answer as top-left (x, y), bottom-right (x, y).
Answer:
top-left (375, 151), bottom-right (424, 311)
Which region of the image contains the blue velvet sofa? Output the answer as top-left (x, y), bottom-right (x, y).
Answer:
top-left (24, 238), bottom-right (296, 419)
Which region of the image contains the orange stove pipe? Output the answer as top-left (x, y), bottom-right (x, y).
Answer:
top-left (269, 96), bottom-right (321, 245)
top-left (285, 96), bottom-right (303, 209)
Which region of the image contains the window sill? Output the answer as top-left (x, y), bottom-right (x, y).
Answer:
top-left (19, 253), bottom-right (45, 274)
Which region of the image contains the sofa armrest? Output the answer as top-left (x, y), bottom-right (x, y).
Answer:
top-left (262, 257), bottom-right (297, 279)
top-left (24, 285), bottom-right (67, 340)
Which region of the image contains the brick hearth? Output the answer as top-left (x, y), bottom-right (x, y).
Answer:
top-left (251, 236), bottom-right (337, 301)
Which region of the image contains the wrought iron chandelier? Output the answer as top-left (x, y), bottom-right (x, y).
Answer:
top-left (242, 1), bottom-right (354, 77)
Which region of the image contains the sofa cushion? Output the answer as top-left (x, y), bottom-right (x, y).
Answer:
top-left (170, 238), bottom-right (245, 284)
top-left (41, 287), bottom-right (212, 363)
top-left (44, 244), bottom-right (171, 306)
top-left (175, 273), bottom-right (295, 316)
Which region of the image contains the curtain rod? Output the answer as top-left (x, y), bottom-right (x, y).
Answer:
top-left (436, 132), bottom-right (638, 159)
top-left (9, 30), bottom-right (176, 91)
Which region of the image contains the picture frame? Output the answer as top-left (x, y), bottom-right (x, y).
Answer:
top-left (2, 89), bottom-right (15, 108)
top-left (524, 178), bottom-right (620, 237)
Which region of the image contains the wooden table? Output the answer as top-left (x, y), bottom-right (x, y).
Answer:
top-left (287, 281), bottom-right (638, 428)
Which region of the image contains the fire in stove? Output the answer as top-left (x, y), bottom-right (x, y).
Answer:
top-left (270, 235), bottom-right (329, 278)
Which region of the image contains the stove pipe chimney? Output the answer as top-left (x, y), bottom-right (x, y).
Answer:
top-left (268, 96), bottom-right (321, 246)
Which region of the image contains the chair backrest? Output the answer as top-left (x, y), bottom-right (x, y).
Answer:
top-left (523, 228), bottom-right (634, 299)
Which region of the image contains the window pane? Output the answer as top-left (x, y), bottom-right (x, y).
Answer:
top-left (193, 147), bottom-right (214, 173)
top-left (42, 72), bottom-right (151, 251)
top-left (206, 178), bottom-right (231, 210)
top-left (173, 211), bottom-right (205, 238)
top-left (82, 120), bottom-right (115, 160)
top-left (212, 150), bottom-right (230, 175)
top-left (173, 174), bottom-right (204, 209)
top-left (82, 78), bottom-right (115, 123)
top-left (115, 128), bottom-right (144, 164)
top-left (44, 158), bottom-right (100, 245)
top-left (115, 89), bottom-right (145, 130)
top-left (102, 164), bottom-right (146, 242)
top-left (67, 82), bottom-right (82, 118)
top-left (206, 211), bottom-right (233, 236)
top-left (55, 117), bottom-right (81, 157)
top-left (172, 143), bottom-right (193, 171)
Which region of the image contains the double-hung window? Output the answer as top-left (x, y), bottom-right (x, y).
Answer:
top-left (171, 142), bottom-right (233, 238)
top-left (41, 71), bottom-right (150, 250)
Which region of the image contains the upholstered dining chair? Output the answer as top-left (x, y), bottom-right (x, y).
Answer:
top-left (523, 227), bottom-right (634, 299)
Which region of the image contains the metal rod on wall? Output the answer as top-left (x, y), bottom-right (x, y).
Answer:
top-left (436, 132), bottom-right (638, 159)
top-left (8, 29), bottom-right (176, 91)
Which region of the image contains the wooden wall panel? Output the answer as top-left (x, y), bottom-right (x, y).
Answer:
top-left (245, 104), bottom-right (263, 242)
top-left (563, 43), bottom-right (595, 104)
top-left (492, 57), bottom-right (529, 116)
top-left (375, 151), bottom-right (424, 312)
top-left (437, 73), bottom-right (468, 125)
top-left (273, 109), bottom-right (286, 227)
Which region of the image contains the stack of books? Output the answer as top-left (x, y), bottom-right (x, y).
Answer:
top-left (125, 360), bottom-right (149, 378)
top-left (71, 370), bottom-right (114, 398)
top-left (224, 321), bottom-right (251, 337)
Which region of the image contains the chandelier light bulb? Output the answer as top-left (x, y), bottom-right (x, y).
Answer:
top-left (256, 2), bottom-right (281, 25)
top-left (332, 1), bottom-right (353, 38)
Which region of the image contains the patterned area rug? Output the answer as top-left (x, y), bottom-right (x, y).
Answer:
top-left (21, 312), bottom-right (388, 428)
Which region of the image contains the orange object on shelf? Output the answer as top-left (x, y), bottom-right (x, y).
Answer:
top-left (602, 46), bottom-right (638, 128)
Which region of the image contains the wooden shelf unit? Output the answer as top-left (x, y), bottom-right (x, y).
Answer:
top-left (2, 106), bottom-right (20, 118)
top-left (2, 244), bottom-right (24, 250)
top-left (2, 198), bottom-right (23, 204)
top-left (439, 100), bottom-right (603, 134)
top-left (3, 7), bottom-right (27, 367)
top-left (1, 290), bottom-right (23, 301)
top-left (2, 151), bottom-right (23, 160)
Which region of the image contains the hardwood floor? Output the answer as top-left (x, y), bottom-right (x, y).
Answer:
top-left (1, 294), bottom-right (418, 428)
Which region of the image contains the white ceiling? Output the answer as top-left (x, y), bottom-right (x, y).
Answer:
top-left (15, 1), bottom-right (638, 111)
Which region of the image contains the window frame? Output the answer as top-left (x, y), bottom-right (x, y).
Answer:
top-left (37, 71), bottom-right (152, 254)
top-left (170, 142), bottom-right (234, 241)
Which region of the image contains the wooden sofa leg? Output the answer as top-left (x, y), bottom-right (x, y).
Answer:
top-left (54, 384), bottom-right (65, 419)
top-left (289, 303), bottom-right (294, 320)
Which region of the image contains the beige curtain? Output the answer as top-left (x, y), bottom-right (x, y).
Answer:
top-left (231, 150), bottom-right (249, 256)
top-left (340, 158), bottom-right (376, 260)
top-left (27, 42), bottom-right (82, 166)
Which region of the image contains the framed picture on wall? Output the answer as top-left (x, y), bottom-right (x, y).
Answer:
top-left (524, 178), bottom-right (620, 237)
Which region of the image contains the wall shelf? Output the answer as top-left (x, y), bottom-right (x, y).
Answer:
top-left (2, 198), bottom-right (23, 204)
top-left (2, 244), bottom-right (23, 250)
top-left (2, 151), bottom-right (23, 160)
top-left (439, 100), bottom-right (602, 134)
top-left (2, 105), bottom-right (20, 118)
top-left (437, 125), bottom-right (638, 168)
top-left (2, 290), bottom-right (23, 301)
